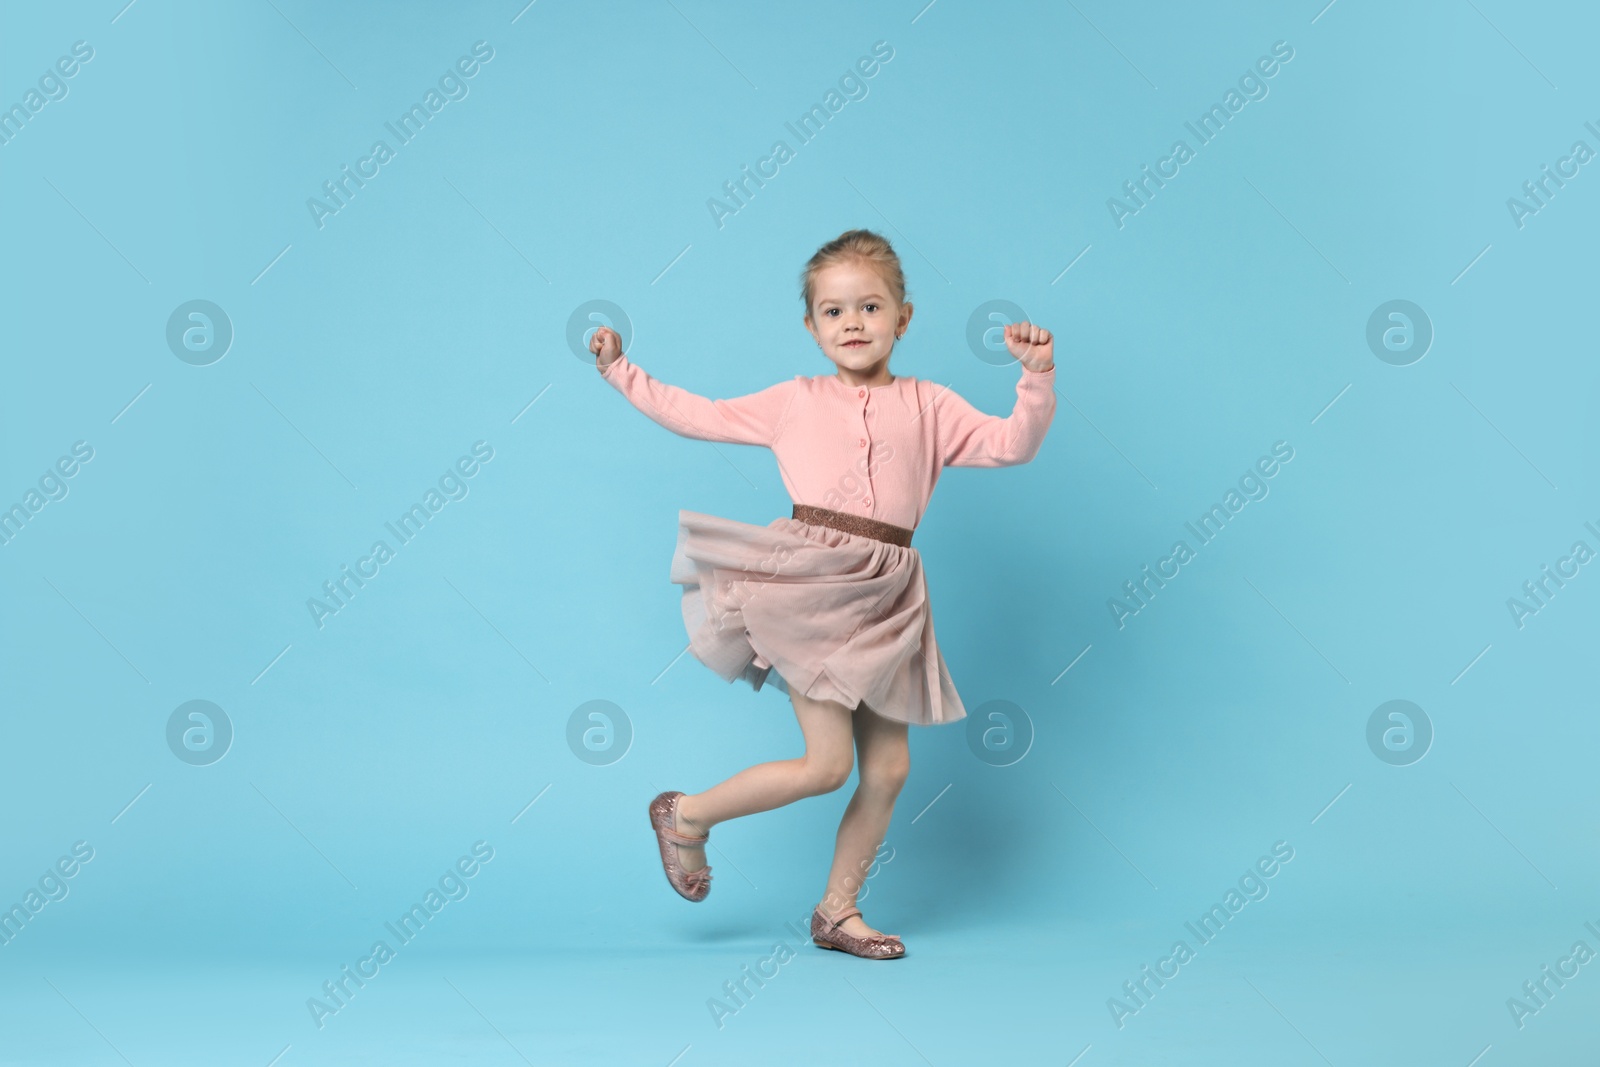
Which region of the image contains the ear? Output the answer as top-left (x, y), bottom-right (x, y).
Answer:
top-left (803, 313), bottom-right (820, 344)
top-left (898, 302), bottom-right (914, 335)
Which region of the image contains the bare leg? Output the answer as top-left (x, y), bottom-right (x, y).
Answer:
top-left (818, 702), bottom-right (909, 940)
top-left (670, 687), bottom-right (856, 875)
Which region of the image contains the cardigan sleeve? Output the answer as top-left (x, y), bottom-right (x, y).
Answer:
top-left (599, 352), bottom-right (794, 447)
top-left (934, 363), bottom-right (1057, 467)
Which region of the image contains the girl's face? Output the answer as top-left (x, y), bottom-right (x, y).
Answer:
top-left (804, 261), bottom-right (912, 375)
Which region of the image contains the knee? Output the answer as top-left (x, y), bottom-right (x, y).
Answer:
top-left (802, 753), bottom-right (854, 794)
top-left (860, 751), bottom-right (910, 792)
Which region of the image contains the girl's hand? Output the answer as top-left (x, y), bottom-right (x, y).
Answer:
top-left (1004, 322), bottom-right (1054, 373)
top-left (590, 325), bottom-right (623, 370)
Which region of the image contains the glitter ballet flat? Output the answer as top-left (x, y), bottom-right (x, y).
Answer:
top-left (648, 790), bottom-right (713, 902)
top-left (811, 905), bottom-right (905, 959)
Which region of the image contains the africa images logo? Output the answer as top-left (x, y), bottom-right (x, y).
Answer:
top-left (306, 442), bottom-right (494, 629)
top-left (1106, 40), bottom-right (1295, 229)
top-left (1107, 442), bottom-right (1294, 629)
top-left (706, 40), bottom-right (895, 229)
top-left (306, 42), bottom-right (495, 230)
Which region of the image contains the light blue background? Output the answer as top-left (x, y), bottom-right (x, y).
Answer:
top-left (2, 1), bottom-right (1596, 1064)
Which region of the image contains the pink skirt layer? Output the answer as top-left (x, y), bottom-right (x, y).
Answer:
top-left (669, 508), bottom-right (966, 726)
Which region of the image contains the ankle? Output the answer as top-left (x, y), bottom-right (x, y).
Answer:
top-left (676, 796), bottom-right (710, 837)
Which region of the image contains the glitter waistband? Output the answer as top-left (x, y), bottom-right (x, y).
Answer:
top-left (791, 504), bottom-right (914, 548)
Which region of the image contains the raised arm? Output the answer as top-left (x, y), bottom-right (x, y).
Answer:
top-left (934, 363), bottom-right (1057, 467)
top-left (597, 349), bottom-right (794, 448)
top-left (935, 322), bottom-right (1058, 467)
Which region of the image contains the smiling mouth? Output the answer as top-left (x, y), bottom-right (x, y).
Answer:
top-left (841, 340), bottom-right (868, 347)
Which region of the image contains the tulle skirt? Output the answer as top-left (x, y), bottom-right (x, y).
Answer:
top-left (669, 508), bottom-right (966, 726)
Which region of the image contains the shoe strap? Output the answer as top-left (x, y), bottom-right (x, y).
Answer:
top-left (822, 905), bottom-right (862, 927)
top-left (659, 824), bottom-right (709, 847)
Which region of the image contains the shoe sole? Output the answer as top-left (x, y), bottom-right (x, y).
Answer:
top-left (812, 938), bottom-right (904, 959)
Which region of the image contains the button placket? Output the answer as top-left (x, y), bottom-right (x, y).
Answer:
top-left (859, 391), bottom-right (873, 509)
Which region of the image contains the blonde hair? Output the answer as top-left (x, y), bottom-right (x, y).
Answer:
top-left (800, 229), bottom-right (907, 319)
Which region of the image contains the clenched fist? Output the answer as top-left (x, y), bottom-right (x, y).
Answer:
top-left (1003, 322), bottom-right (1055, 373)
top-left (590, 325), bottom-right (623, 370)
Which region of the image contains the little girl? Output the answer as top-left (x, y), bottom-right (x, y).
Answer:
top-left (592, 229), bottom-right (1056, 959)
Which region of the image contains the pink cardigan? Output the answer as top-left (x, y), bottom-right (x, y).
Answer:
top-left (599, 353), bottom-right (1057, 531)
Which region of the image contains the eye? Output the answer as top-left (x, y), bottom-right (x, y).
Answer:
top-left (825, 308), bottom-right (839, 317)
top-left (863, 303), bottom-right (879, 313)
